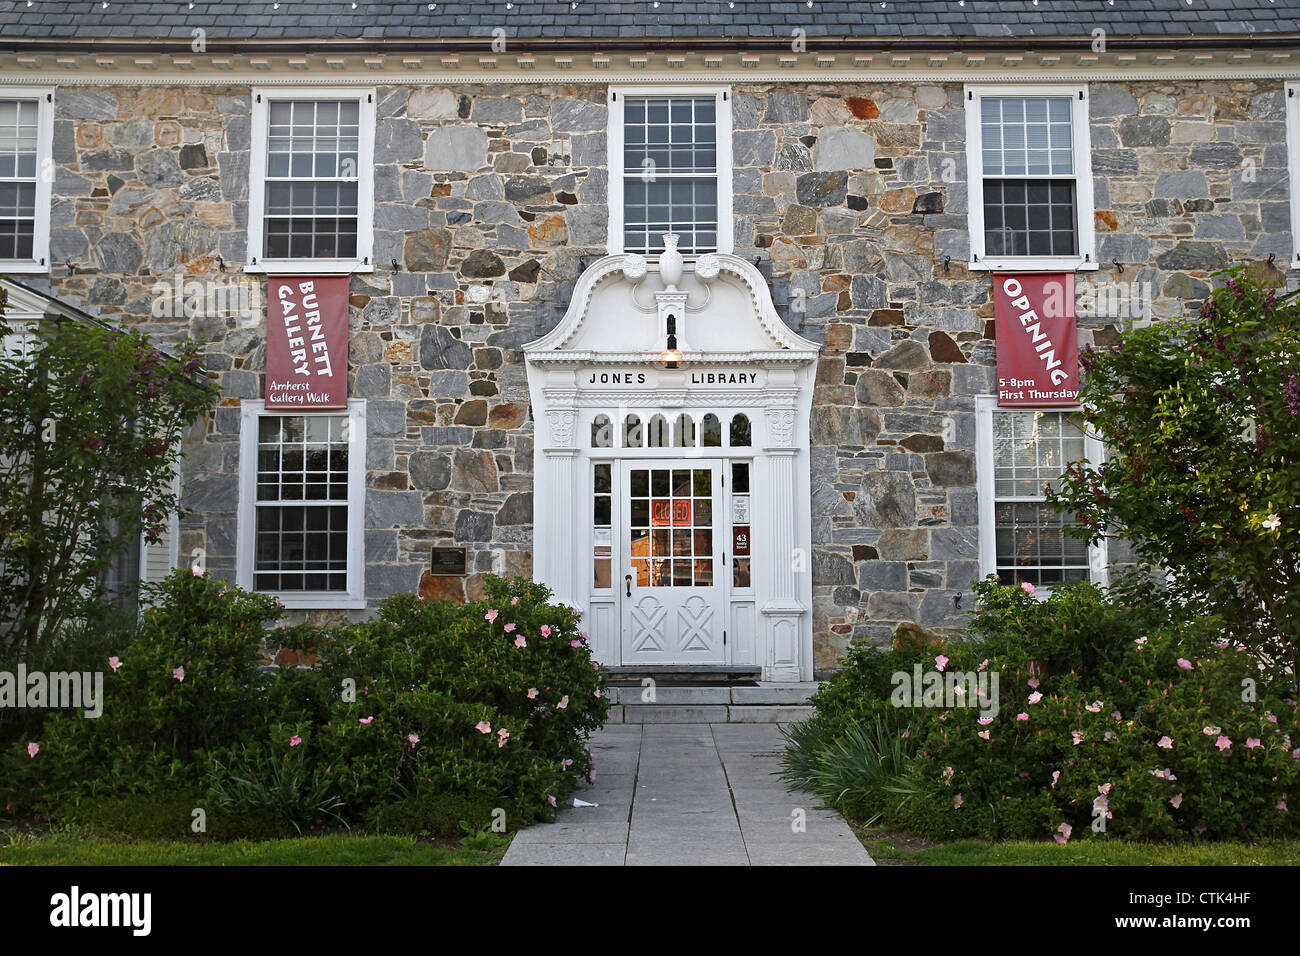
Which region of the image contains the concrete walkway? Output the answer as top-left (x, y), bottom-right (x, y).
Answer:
top-left (502, 723), bottom-right (874, 866)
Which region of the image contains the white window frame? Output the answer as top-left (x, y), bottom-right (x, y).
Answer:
top-left (246, 87), bottom-right (375, 275)
top-left (0, 87), bottom-right (54, 274)
top-left (975, 395), bottom-right (1108, 591)
top-left (1285, 81), bottom-right (1300, 271)
top-left (236, 399), bottom-right (367, 609)
top-left (607, 85), bottom-right (734, 257)
top-left (964, 85), bottom-right (1098, 273)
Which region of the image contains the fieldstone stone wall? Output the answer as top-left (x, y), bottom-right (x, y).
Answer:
top-left (36, 78), bottom-right (1292, 655)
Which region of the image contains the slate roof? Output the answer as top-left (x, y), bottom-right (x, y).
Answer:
top-left (1, 0), bottom-right (1298, 44)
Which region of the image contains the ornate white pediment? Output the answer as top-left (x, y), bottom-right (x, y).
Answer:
top-left (523, 253), bottom-right (821, 365)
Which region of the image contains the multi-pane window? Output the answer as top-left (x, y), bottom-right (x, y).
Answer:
top-left (264, 101), bottom-right (360, 259)
top-left (964, 87), bottom-right (1094, 269)
top-left (0, 100), bottom-right (37, 260)
top-left (622, 96), bottom-right (718, 255)
top-left (254, 415), bottom-right (351, 591)
top-left (980, 96), bottom-right (1076, 257)
top-left (249, 90), bottom-right (374, 270)
top-left (610, 88), bottom-right (732, 256)
top-left (990, 409), bottom-right (1091, 587)
top-left (593, 462), bottom-right (612, 589)
top-left (0, 90), bottom-right (52, 270)
top-left (239, 403), bottom-right (365, 607)
top-left (628, 467), bottom-right (714, 588)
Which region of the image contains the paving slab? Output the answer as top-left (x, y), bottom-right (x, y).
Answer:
top-left (500, 721), bottom-right (874, 866)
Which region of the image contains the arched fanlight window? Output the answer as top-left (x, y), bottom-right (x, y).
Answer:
top-left (591, 414), bottom-right (613, 448)
top-left (701, 413), bottom-right (722, 447)
top-left (729, 413), bottom-right (752, 447)
top-left (674, 413), bottom-right (696, 447)
top-left (647, 414), bottom-right (670, 447)
top-left (624, 414), bottom-right (643, 448)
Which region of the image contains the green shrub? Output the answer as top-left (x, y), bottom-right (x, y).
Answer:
top-left (793, 577), bottom-right (1300, 843)
top-left (205, 742), bottom-right (347, 835)
top-left (4, 571), bottom-right (607, 837)
top-left (283, 574), bottom-right (607, 830)
top-left (1, 569), bottom-right (295, 814)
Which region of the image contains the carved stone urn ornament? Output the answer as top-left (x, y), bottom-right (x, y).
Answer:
top-left (659, 232), bottom-right (684, 290)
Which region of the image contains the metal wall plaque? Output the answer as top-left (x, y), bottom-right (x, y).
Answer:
top-left (429, 546), bottom-right (467, 576)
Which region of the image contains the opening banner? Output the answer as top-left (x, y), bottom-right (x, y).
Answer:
top-left (992, 272), bottom-right (1080, 407)
top-left (265, 275), bottom-right (349, 409)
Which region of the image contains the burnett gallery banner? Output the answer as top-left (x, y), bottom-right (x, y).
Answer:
top-left (992, 272), bottom-right (1080, 407)
top-left (265, 275), bottom-right (350, 409)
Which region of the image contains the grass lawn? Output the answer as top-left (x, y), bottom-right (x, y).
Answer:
top-left (860, 827), bottom-right (1300, 866)
top-left (0, 830), bottom-right (510, 866)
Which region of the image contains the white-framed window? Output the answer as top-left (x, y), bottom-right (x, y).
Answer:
top-left (1286, 81), bottom-right (1300, 270)
top-left (975, 396), bottom-right (1108, 589)
top-left (964, 85), bottom-right (1097, 272)
top-left (607, 85), bottom-right (733, 257)
top-left (247, 88), bottom-right (375, 275)
top-left (0, 88), bottom-right (54, 274)
top-left (237, 400), bottom-right (366, 608)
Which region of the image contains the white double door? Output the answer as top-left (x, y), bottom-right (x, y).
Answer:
top-left (619, 458), bottom-right (727, 666)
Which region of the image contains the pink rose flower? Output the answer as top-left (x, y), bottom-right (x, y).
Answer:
top-left (172, 665), bottom-right (185, 683)
top-left (108, 656), bottom-right (122, 672)
top-left (1157, 736), bottom-right (1173, 749)
top-left (540, 625), bottom-right (552, 637)
top-left (27, 742), bottom-right (39, 758)
top-left (510, 597), bottom-right (519, 606)
top-left (527, 688), bottom-right (538, 699)
top-left (514, 635), bottom-right (527, 648)
top-left (1021, 581), bottom-right (1036, 595)
top-left (1176, 658), bottom-right (1193, 670)
top-left (557, 695), bottom-right (569, 709)
top-left (1170, 793), bottom-right (1184, 809)
top-left (504, 622), bottom-right (516, 633)
top-left (953, 793), bottom-right (964, 808)
top-left (1053, 822), bottom-right (1071, 844)
top-left (935, 654), bottom-right (949, 672)
top-left (408, 733), bottom-right (420, 747)
top-left (359, 716), bottom-right (374, 724)
top-left (475, 721), bottom-right (492, 734)
top-left (1246, 737), bottom-right (1262, 749)
top-left (485, 609), bottom-right (498, 623)
top-left (289, 735), bottom-right (302, 747)
top-left (1215, 735), bottom-right (1232, 751)
top-left (570, 640), bottom-right (582, 648)
top-left (1016, 713), bottom-right (1029, 721)
top-left (547, 794), bottom-right (557, 807)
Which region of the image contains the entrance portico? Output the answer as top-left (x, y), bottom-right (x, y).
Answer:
top-left (525, 252), bottom-right (820, 681)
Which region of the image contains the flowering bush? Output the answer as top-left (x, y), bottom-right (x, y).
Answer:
top-left (1052, 267), bottom-right (1300, 676)
top-left (790, 578), bottom-right (1300, 843)
top-left (1, 568), bottom-right (310, 814)
top-left (276, 574), bottom-right (607, 834)
top-left (3, 571), bottom-right (605, 838)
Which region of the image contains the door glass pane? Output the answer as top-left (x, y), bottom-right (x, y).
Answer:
top-left (630, 464), bottom-right (714, 587)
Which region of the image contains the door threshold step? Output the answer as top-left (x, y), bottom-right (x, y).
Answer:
top-left (602, 681), bottom-right (819, 708)
top-left (605, 666), bottom-right (762, 683)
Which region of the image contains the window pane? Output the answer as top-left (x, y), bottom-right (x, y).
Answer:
top-left (263, 98), bottom-right (362, 260)
top-left (980, 96), bottom-right (1073, 176)
top-left (983, 179), bottom-right (1077, 258)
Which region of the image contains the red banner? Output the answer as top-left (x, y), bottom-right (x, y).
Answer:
top-left (993, 273), bottom-right (1080, 407)
top-left (265, 275), bottom-right (349, 409)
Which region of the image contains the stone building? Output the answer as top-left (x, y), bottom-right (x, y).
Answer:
top-left (1, 0), bottom-right (1297, 680)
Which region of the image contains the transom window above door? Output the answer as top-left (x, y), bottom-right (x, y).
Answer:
top-left (591, 411), bottom-right (751, 449)
top-left (608, 87), bottom-right (734, 257)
